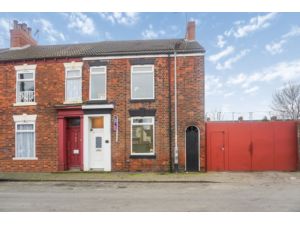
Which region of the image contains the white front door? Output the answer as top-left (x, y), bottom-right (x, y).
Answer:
top-left (84, 114), bottom-right (111, 171)
top-left (90, 128), bottom-right (105, 169)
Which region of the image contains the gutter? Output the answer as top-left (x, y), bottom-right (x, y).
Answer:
top-left (174, 49), bottom-right (179, 172)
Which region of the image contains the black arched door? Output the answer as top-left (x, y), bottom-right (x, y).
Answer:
top-left (186, 126), bottom-right (199, 171)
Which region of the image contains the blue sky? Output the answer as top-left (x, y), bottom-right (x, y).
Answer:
top-left (0, 12), bottom-right (299, 120)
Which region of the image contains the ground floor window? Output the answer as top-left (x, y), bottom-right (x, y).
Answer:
top-left (131, 117), bottom-right (155, 155)
top-left (15, 122), bottom-right (35, 158)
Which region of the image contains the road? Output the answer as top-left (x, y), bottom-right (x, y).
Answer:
top-left (0, 177), bottom-right (300, 211)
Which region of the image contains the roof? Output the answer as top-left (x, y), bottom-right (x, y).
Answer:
top-left (0, 39), bottom-right (205, 62)
top-left (0, 48), bottom-right (8, 53)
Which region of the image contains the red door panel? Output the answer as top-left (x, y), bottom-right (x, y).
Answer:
top-left (274, 122), bottom-right (297, 171)
top-left (210, 131), bottom-right (225, 171)
top-left (250, 123), bottom-right (275, 171)
top-left (67, 126), bottom-right (81, 168)
top-left (228, 124), bottom-right (252, 171)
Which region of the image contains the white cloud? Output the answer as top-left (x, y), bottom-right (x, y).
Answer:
top-left (141, 24), bottom-right (166, 39)
top-left (104, 31), bottom-right (112, 40)
top-left (0, 36), bottom-right (4, 48)
top-left (0, 18), bottom-right (9, 34)
top-left (221, 104), bottom-right (231, 112)
top-left (227, 59), bottom-right (300, 88)
top-left (0, 18), bottom-right (10, 47)
top-left (234, 20), bottom-right (244, 26)
top-left (244, 86), bottom-right (259, 94)
top-left (215, 13), bottom-right (277, 49)
top-left (216, 49), bottom-right (250, 70)
top-left (205, 75), bottom-right (224, 96)
top-left (262, 60), bottom-right (300, 81)
top-left (99, 12), bottom-right (139, 26)
top-left (233, 13), bottom-right (277, 38)
top-left (265, 25), bottom-right (300, 55)
top-left (208, 46), bottom-right (235, 63)
top-left (224, 92), bottom-right (235, 97)
top-left (265, 39), bottom-right (286, 55)
top-left (282, 25), bottom-right (300, 39)
top-left (217, 35), bottom-right (226, 48)
top-left (65, 13), bottom-right (95, 35)
top-left (227, 73), bottom-right (247, 85)
top-left (33, 19), bottom-right (65, 43)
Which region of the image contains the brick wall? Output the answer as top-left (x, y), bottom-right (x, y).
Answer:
top-left (169, 56), bottom-right (205, 171)
top-left (0, 58), bottom-right (79, 172)
top-left (0, 55), bottom-right (205, 172)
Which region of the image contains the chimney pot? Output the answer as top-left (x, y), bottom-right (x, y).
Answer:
top-left (13, 20), bottom-right (18, 29)
top-left (21, 23), bottom-right (27, 30)
top-left (186, 21), bottom-right (196, 41)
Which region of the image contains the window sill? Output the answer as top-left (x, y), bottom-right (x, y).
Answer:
top-left (129, 154), bottom-right (156, 159)
top-left (13, 102), bottom-right (37, 106)
top-left (130, 99), bottom-right (155, 103)
top-left (12, 157), bottom-right (38, 160)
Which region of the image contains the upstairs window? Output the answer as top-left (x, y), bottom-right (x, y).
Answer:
top-left (64, 62), bottom-right (83, 103)
top-left (90, 67), bottom-right (106, 100)
top-left (131, 65), bottom-right (154, 100)
top-left (16, 71), bottom-right (35, 103)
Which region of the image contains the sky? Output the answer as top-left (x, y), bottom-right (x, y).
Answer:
top-left (0, 12), bottom-right (300, 120)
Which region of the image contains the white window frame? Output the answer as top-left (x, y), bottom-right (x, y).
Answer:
top-left (64, 62), bottom-right (83, 103)
top-left (13, 116), bottom-right (37, 160)
top-left (14, 64), bottom-right (37, 106)
top-left (131, 65), bottom-right (155, 100)
top-left (131, 116), bottom-right (155, 156)
top-left (89, 66), bottom-right (107, 100)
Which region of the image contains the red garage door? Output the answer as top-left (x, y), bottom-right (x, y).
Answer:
top-left (207, 121), bottom-right (298, 171)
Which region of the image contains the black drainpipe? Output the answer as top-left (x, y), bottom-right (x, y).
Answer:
top-left (168, 54), bottom-right (173, 172)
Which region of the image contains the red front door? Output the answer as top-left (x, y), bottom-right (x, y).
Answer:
top-left (67, 118), bottom-right (81, 169)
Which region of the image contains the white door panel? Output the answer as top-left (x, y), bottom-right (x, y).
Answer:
top-left (90, 129), bottom-right (105, 169)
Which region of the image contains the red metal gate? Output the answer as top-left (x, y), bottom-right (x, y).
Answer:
top-left (206, 121), bottom-right (298, 171)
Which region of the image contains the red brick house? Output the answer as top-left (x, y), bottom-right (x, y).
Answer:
top-left (0, 20), bottom-right (205, 172)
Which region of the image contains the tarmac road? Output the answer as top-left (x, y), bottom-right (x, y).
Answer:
top-left (0, 176), bottom-right (300, 211)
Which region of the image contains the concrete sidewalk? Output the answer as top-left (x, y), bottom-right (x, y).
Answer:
top-left (0, 171), bottom-right (300, 183)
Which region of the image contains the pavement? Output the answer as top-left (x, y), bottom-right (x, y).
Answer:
top-left (0, 172), bottom-right (300, 211)
top-left (1, 171), bottom-right (300, 183)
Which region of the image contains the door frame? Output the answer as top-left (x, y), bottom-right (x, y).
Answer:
top-left (185, 125), bottom-right (200, 171)
top-left (57, 106), bottom-right (84, 171)
top-left (83, 114), bottom-right (111, 171)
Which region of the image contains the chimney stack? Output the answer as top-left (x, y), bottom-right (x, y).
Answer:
top-left (10, 20), bottom-right (37, 48)
top-left (185, 21), bottom-right (196, 41)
